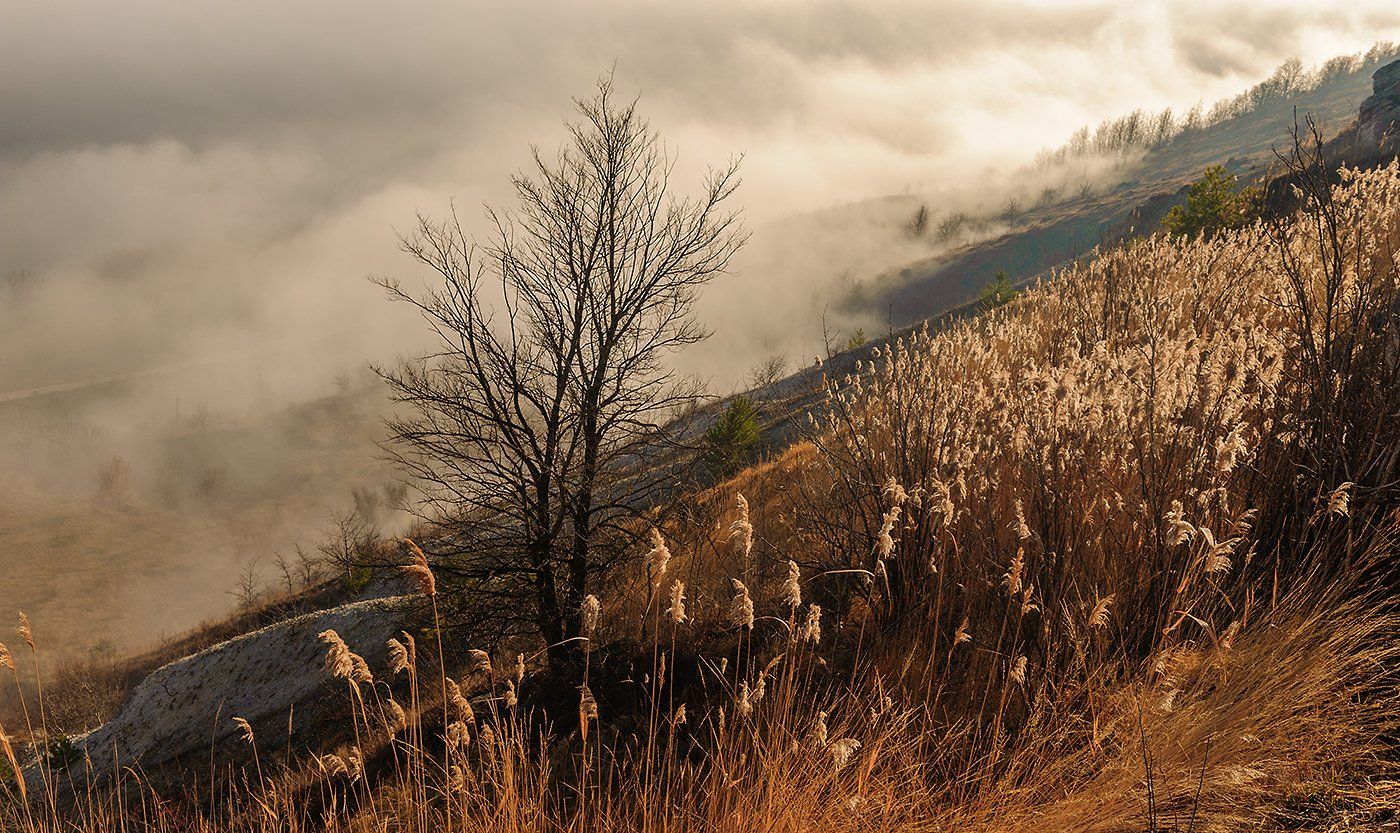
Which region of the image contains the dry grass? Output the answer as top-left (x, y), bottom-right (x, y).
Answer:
top-left (5, 163), bottom-right (1400, 831)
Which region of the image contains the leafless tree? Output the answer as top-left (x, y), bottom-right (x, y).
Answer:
top-left (1000, 198), bottom-right (1021, 226)
top-left (375, 76), bottom-right (746, 668)
top-left (273, 551), bottom-right (297, 594)
top-left (318, 508), bottom-right (380, 579)
top-left (293, 543), bottom-right (321, 588)
top-left (820, 304), bottom-right (838, 360)
top-left (229, 558), bottom-right (262, 612)
top-left (747, 353), bottom-right (789, 390)
top-left (905, 204), bottom-right (930, 239)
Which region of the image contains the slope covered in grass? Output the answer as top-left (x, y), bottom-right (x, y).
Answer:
top-left (6, 154), bottom-right (1400, 831)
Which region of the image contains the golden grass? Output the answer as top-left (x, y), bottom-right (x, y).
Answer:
top-left (5, 163), bottom-right (1400, 831)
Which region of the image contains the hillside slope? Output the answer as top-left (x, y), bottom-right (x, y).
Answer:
top-left (860, 51), bottom-right (1396, 325)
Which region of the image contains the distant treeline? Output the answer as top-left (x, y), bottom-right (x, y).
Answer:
top-left (1034, 42), bottom-right (1400, 168)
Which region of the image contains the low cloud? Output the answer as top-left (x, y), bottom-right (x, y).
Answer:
top-left (2, 0), bottom-right (1399, 396)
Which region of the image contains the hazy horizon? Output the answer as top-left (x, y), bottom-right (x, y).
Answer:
top-left (4, 1), bottom-right (1400, 401)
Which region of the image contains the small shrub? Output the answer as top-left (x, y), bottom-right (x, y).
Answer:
top-left (1162, 164), bottom-right (1259, 239)
top-left (95, 455), bottom-right (131, 505)
top-left (747, 354), bottom-right (789, 390)
top-left (344, 564), bottom-right (374, 595)
top-left (906, 204), bottom-right (930, 238)
top-left (977, 270), bottom-right (1018, 310)
top-left (705, 396), bottom-right (762, 474)
top-left (46, 735), bottom-right (80, 769)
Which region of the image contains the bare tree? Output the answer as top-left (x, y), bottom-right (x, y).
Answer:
top-left (905, 204), bottom-right (930, 238)
top-left (747, 353), bottom-right (789, 390)
top-left (273, 551), bottom-right (297, 594)
top-left (318, 508), bottom-right (380, 579)
top-left (293, 544), bottom-right (321, 588)
top-left (375, 76), bottom-right (746, 668)
top-left (229, 558), bottom-right (262, 612)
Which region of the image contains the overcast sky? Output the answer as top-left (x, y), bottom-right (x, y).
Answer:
top-left (3, 0), bottom-right (1400, 394)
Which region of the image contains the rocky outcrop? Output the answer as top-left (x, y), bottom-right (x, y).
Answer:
top-left (1358, 60), bottom-right (1400, 148)
top-left (33, 594), bottom-right (423, 792)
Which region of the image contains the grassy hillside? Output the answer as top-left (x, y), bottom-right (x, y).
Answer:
top-left (7, 146), bottom-right (1400, 832)
top-left (862, 48), bottom-right (1398, 325)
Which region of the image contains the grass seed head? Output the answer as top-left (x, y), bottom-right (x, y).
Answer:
top-left (579, 685), bottom-right (599, 743)
top-left (802, 604), bottom-right (823, 643)
top-left (645, 527), bottom-right (671, 585)
top-left (1326, 481), bottom-right (1354, 517)
top-left (581, 595), bottom-right (601, 639)
top-left (1088, 594), bottom-right (1115, 629)
top-left (386, 699), bottom-right (407, 733)
top-left (1010, 655), bottom-right (1028, 685)
top-left (387, 638), bottom-right (410, 675)
top-left (954, 616), bottom-right (972, 645)
top-left (829, 738), bottom-right (861, 770)
top-left (319, 630), bottom-right (354, 680)
top-left (232, 717), bottom-right (256, 746)
top-left (447, 679), bottom-right (475, 724)
top-left (16, 613), bottom-right (33, 652)
top-left (400, 538), bottom-right (436, 596)
top-left (668, 579), bottom-right (687, 625)
top-left (467, 649), bottom-right (493, 679)
top-left (730, 494), bottom-right (754, 561)
top-left (729, 579), bottom-right (755, 630)
top-left (783, 560), bottom-right (802, 609)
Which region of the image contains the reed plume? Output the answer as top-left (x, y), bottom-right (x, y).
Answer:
top-left (579, 686), bottom-right (599, 743)
top-left (1326, 482), bottom-right (1354, 518)
top-left (15, 614), bottom-right (32, 652)
top-left (801, 604), bottom-right (822, 643)
top-left (446, 679), bottom-right (475, 724)
top-left (0, 720), bottom-right (24, 801)
top-left (667, 579), bottom-right (687, 625)
top-left (645, 527), bottom-right (671, 585)
top-left (319, 629), bottom-right (354, 679)
top-left (387, 638), bottom-right (410, 675)
top-left (731, 494), bottom-right (754, 564)
top-left (782, 560), bottom-right (802, 609)
top-left (467, 649), bottom-right (493, 679)
top-left (319, 630), bottom-right (372, 684)
top-left (581, 594), bottom-right (601, 639)
top-left (828, 738), bottom-right (861, 770)
top-left (1088, 594), bottom-right (1114, 629)
top-left (954, 617), bottom-right (972, 645)
top-left (729, 579), bottom-right (755, 630)
top-left (400, 538), bottom-right (437, 596)
top-left (232, 717), bottom-right (256, 745)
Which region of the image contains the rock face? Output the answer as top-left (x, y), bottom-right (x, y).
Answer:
top-left (37, 595), bottom-right (422, 790)
top-left (1358, 60), bottom-right (1400, 147)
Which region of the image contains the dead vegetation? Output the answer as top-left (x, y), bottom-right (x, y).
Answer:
top-left (5, 114), bottom-right (1400, 833)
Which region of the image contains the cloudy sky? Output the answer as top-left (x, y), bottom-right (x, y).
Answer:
top-left (3, 0), bottom-right (1400, 395)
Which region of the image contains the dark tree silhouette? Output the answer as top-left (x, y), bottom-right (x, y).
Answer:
top-left (375, 77), bottom-right (746, 667)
